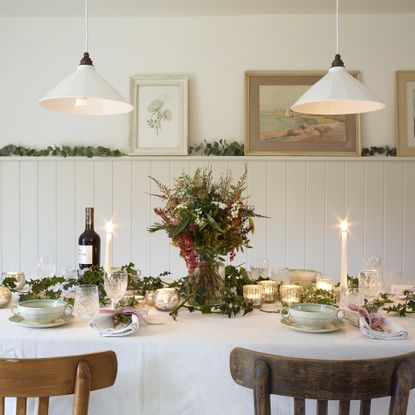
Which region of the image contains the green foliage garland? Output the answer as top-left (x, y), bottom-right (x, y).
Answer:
top-left (361, 146), bottom-right (396, 157)
top-left (0, 144), bottom-right (125, 158)
top-left (189, 139), bottom-right (244, 156)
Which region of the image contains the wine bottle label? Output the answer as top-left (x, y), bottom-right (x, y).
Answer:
top-left (78, 245), bottom-right (93, 265)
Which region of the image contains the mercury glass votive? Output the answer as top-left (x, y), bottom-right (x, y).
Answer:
top-left (145, 291), bottom-right (156, 306)
top-left (0, 286), bottom-right (12, 308)
top-left (243, 284), bottom-right (264, 307)
top-left (2, 271), bottom-right (26, 291)
top-left (316, 277), bottom-right (334, 292)
top-left (258, 280), bottom-right (279, 303)
top-left (279, 284), bottom-right (302, 304)
top-left (154, 288), bottom-right (180, 311)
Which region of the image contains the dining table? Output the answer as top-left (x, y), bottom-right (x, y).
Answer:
top-left (1, 306), bottom-right (415, 415)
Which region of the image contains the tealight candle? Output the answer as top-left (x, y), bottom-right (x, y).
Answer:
top-left (279, 284), bottom-right (302, 304)
top-left (258, 280), bottom-right (279, 303)
top-left (154, 288), bottom-right (180, 311)
top-left (243, 284), bottom-right (264, 307)
top-left (316, 277), bottom-right (334, 292)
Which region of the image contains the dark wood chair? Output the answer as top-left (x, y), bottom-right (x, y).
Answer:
top-left (0, 350), bottom-right (117, 415)
top-left (230, 347), bottom-right (415, 415)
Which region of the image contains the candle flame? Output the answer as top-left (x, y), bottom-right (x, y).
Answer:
top-left (341, 220), bottom-right (348, 232)
top-left (106, 221), bottom-right (113, 233)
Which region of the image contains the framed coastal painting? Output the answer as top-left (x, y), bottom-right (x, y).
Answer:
top-left (396, 71), bottom-right (415, 156)
top-left (129, 75), bottom-right (188, 155)
top-left (245, 71), bottom-right (361, 156)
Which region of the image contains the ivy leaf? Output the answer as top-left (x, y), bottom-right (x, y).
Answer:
top-left (206, 214), bottom-right (224, 233)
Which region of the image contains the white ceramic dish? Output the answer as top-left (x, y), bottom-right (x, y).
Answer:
top-left (281, 303), bottom-right (345, 329)
top-left (280, 318), bottom-right (344, 333)
top-left (288, 269), bottom-right (317, 283)
top-left (9, 314), bottom-right (74, 328)
top-left (11, 299), bottom-right (73, 324)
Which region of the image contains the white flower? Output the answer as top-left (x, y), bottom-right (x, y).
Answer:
top-left (147, 99), bottom-right (163, 113)
top-left (174, 203), bottom-right (188, 211)
top-left (230, 202), bottom-right (240, 219)
top-left (212, 201), bottom-right (227, 209)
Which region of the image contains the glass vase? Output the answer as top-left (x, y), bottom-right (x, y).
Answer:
top-left (192, 260), bottom-right (224, 305)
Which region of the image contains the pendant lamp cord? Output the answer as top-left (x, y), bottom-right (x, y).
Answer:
top-left (336, 0), bottom-right (339, 54)
top-left (85, 0), bottom-right (89, 52)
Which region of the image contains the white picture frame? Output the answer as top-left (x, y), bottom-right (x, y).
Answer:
top-left (129, 75), bottom-right (188, 155)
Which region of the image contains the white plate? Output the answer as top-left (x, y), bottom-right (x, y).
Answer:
top-left (9, 314), bottom-right (74, 328)
top-left (280, 318), bottom-right (344, 333)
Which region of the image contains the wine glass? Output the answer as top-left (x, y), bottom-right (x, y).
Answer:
top-left (104, 268), bottom-right (128, 309)
top-left (249, 258), bottom-right (269, 280)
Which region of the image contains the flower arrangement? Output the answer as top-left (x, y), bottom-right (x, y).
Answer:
top-left (149, 167), bottom-right (258, 271)
top-left (149, 167), bottom-right (261, 303)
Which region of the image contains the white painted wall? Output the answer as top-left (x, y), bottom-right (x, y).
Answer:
top-left (1, 157), bottom-right (413, 286)
top-left (0, 14), bottom-right (414, 151)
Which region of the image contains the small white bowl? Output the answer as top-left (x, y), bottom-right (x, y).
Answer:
top-left (11, 299), bottom-right (73, 324)
top-left (281, 303), bottom-right (344, 329)
top-left (289, 269), bottom-right (317, 284)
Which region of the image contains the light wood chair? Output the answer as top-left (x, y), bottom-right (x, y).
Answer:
top-left (0, 350), bottom-right (117, 415)
top-left (230, 347), bottom-right (415, 415)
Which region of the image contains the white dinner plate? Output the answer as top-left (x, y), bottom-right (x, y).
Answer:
top-left (280, 318), bottom-right (344, 333)
top-left (9, 314), bottom-right (74, 328)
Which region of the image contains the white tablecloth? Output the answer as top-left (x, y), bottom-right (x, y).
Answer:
top-left (1, 308), bottom-right (415, 415)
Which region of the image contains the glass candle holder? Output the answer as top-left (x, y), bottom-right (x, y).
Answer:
top-left (2, 271), bottom-right (26, 291)
top-left (258, 280), bottom-right (279, 303)
top-left (243, 284), bottom-right (264, 307)
top-left (279, 284), bottom-right (302, 304)
top-left (145, 291), bottom-right (156, 306)
top-left (122, 290), bottom-right (146, 309)
top-left (316, 277), bottom-right (334, 292)
top-left (154, 288), bottom-right (180, 311)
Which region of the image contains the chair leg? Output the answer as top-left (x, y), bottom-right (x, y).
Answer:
top-left (72, 360), bottom-right (92, 415)
top-left (389, 360), bottom-right (413, 415)
top-left (253, 359), bottom-right (271, 415)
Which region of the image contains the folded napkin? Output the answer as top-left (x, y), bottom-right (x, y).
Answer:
top-left (359, 316), bottom-right (408, 340)
top-left (90, 312), bottom-right (139, 337)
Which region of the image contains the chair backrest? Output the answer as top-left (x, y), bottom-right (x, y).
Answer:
top-left (230, 347), bottom-right (415, 415)
top-left (0, 350), bottom-right (117, 415)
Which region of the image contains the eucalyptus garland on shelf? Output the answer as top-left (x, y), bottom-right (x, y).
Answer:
top-left (0, 144), bottom-right (125, 158)
top-left (189, 139), bottom-right (244, 156)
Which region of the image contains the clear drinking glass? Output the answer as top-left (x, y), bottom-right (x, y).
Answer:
top-left (37, 257), bottom-right (56, 278)
top-left (249, 258), bottom-right (269, 280)
top-left (104, 268), bottom-right (128, 309)
top-left (359, 256), bottom-right (382, 301)
top-left (74, 285), bottom-right (100, 320)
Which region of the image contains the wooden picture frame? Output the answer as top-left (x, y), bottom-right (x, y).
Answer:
top-left (245, 71), bottom-right (361, 156)
top-left (129, 75), bottom-right (188, 155)
top-left (396, 71), bottom-right (415, 156)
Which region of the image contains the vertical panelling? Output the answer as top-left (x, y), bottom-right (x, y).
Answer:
top-left (403, 162), bottom-right (415, 282)
top-left (113, 161), bottom-right (132, 266)
top-left (286, 161), bottom-right (306, 268)
top-left (1, 161), bottom-right (20, 270)
top-left (131, 160), bottom-right (151, 276)
top-left (37, 161), bottom-right (57, 266)
top-left (20, 162), bottom-right (38, 276)
top-left (266, 161), bottom-right (286, 272)
top-left (149, 161), bottom-right (170, 275)
top-left (228, 160), bottom-right (248, 267)
top-left (0, 161), bottom-right (2, 272)
top-left (94, 161), bottom-right (113, 236)
top-left (247, 161), bottom-right (267, 267)
top-left (169, 160), bottom-right (190, 278)
top-left (364, 161), bottom-right (384, 260)
top-left (345, 161), bottom-right (365, 277)
top-left (305, 161), bottom-right (325, 273)
top-left (383, 162), bottom-right (404, 276)
top-left (56, 161), bottom-right (76, 273)
top-left (325, 161), bottom-right (345, 278)
top-left (75, 161), bottom-right (94, 262)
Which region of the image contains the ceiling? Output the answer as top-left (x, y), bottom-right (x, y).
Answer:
top-left (0, 0), bottom-right (414, 17)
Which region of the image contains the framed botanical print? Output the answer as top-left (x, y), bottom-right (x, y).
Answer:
top-left (396, 71), bottom-right (415, 156)
top-left (245, 71), bottom-right (361, 156)
top-left (129, 75), bottom-right (188, 155)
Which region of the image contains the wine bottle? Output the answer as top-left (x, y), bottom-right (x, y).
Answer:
top-left (78, 207), bottom-right (101, 270)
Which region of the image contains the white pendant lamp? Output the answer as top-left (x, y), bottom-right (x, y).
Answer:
top-left (38, 0), bottom-right (133, 116)
top-left (291, 0), bottom-right (385, 115)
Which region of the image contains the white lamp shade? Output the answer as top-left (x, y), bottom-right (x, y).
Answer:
top-left (291, 66), bottom-right (385, 115)
top-left (38, 65), bottom-right (133, 116)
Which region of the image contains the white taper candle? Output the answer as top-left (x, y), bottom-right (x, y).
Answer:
top-left (340, 220), bottom-right (348, 289)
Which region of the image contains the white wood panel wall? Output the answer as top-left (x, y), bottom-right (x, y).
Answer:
top-left (0, 157), bottom-right (414, 284)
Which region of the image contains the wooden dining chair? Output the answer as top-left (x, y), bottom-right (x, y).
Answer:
top-left (230, 347), bottom-right (415, 415)
top-left (0, 350), bottom-right (117, 415)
